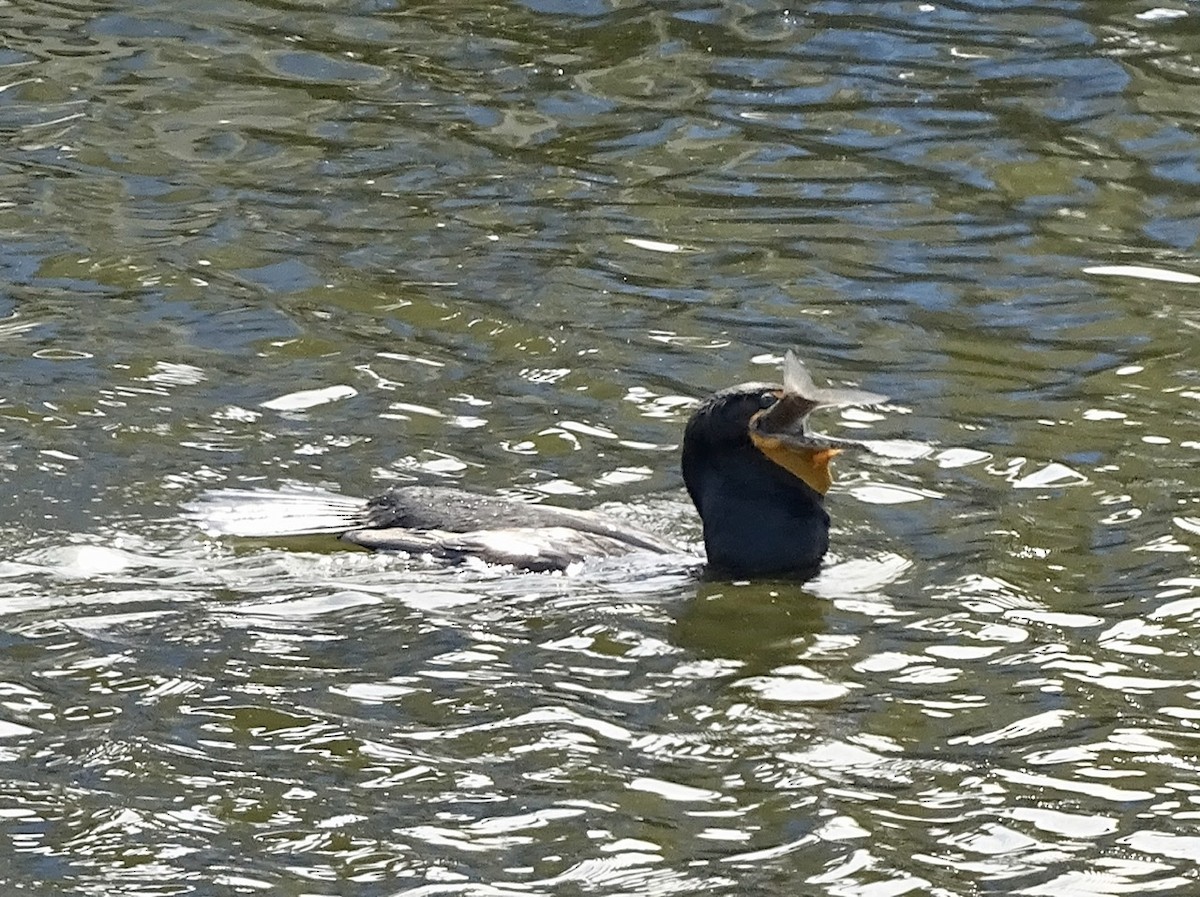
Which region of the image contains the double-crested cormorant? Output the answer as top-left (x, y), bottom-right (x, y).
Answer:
top-left (186, 353), bottom-right (886, 576)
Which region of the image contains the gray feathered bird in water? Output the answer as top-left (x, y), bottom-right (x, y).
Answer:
top-left (186, 353), bottom-right (886, 576)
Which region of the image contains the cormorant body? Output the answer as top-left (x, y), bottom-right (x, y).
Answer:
top-left (681, 385), bottom-right (831, 576)
top-left (187, 353), bottom-right (886, 576)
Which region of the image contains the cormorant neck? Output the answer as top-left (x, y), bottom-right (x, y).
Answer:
top-left (684, 446), bottom-right (830, 577)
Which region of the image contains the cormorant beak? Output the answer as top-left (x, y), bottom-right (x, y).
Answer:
top-left (749, 391), bottom-right (842, 495)
top-left (746, 352), bottom-right (888, 495)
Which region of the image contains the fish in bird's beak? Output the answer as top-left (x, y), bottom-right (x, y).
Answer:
top-left (748, 351), bottom-right (888, 495)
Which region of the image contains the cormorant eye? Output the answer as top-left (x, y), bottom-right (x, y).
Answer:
top-left (758, 391), bottom-right (777, 409)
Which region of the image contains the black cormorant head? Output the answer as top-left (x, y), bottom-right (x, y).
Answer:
top-left (680, 352), bottom-right (886, 577)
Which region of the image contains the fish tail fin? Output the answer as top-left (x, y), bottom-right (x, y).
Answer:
top-left (184, 487), bottom-right (368, 538)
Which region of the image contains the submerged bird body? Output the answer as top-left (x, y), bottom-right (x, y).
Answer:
top-left (187, 353), bottom-right (886, 576)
